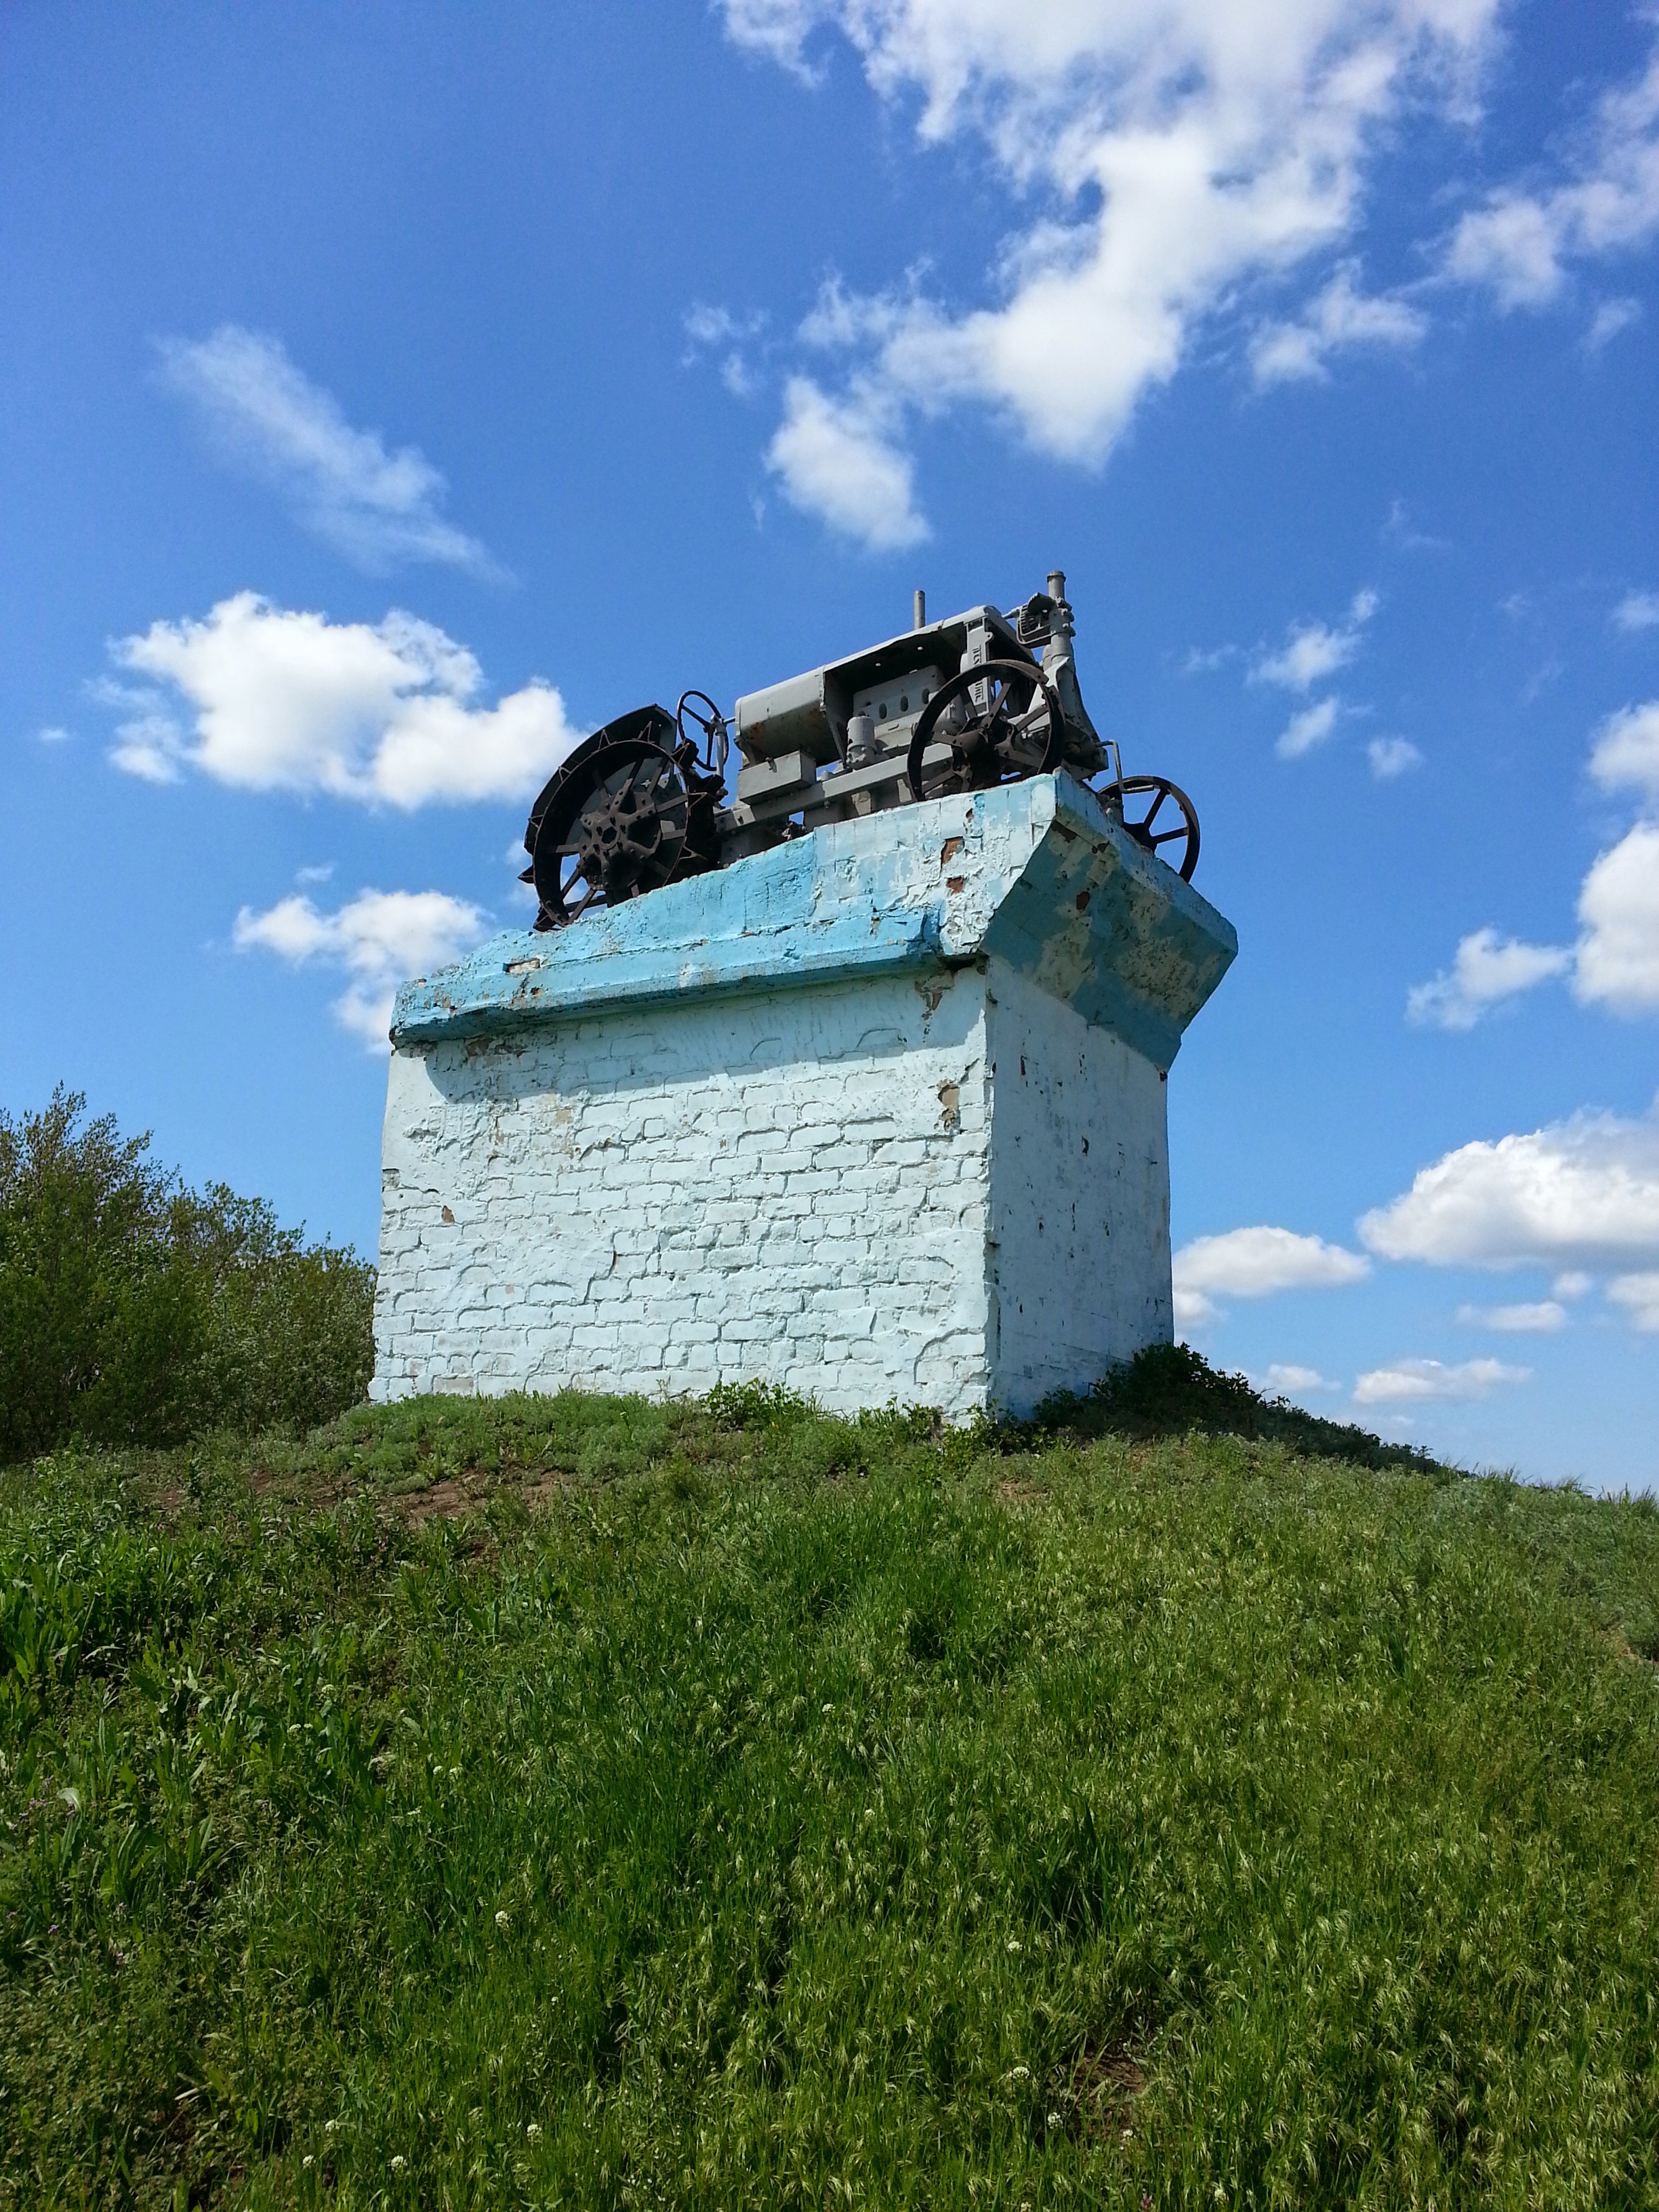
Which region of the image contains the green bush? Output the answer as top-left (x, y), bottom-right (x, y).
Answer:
top-left (0, 1088), bottom-right (374, 1460)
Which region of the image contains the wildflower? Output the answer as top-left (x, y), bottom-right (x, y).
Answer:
top-left (527, 2123), bottom-right (542, 2141)
top-left (390, 2154), bottom-right (407, 2171)
top-left (302, 2154), bottom-right (314, 2169)
top-left (495, 1909), bottom-right (510, 1929)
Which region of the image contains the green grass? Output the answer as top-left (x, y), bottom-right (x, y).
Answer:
top-left (3, 1372), bottom-right (1659, 2207)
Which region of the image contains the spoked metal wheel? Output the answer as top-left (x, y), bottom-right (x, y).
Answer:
top-left (530, 735), bottom-right (693, 926)
top-left (1113, 773), bottom-right (1200, 882)
top-left (906, 659), bottom-right (1063, 803)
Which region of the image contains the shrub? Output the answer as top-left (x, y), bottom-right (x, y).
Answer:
top-left (0, 1088), bottom-right (373, 1460)
top-left (1038, 1341), bottom-right (1448, 1473)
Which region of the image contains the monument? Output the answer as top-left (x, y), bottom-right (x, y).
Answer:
top-left (371, 579), bottom-right (1237, 1419)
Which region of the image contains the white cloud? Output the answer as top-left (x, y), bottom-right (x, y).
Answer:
top-left (722, 0), bottom-right (830, 81)
top-left (1263, 1363), bottom-right (1336, 1394)
top-left (1456, 1300), bottom-right (1568, 1332)
top-left (107, 593), bottom-right (581, 808)
top-left (1276, 698), bottom-right (1340, 760)
top-left (1353, 1356), bottom-right (1530, 1405)
top-left (234, 886), bottom-right (489, 1049)
top-left (1172, 1224), bottom-right (1370, 1322)
top-left (1586, 296), bottom-right (1642, 350)
top-left (1607, 1272), bottom-right (1659, 1331)
top-left (1613, 590), bottom-right (1659, 634)
top-left (1359, 1101), bottom-right (1659, 1273)
top-left (1250, 263), bottom-right (1426, 384)
top-left (1574, 822), bottom-right (1659, 1015)
top-left (1446, 49), bottom-right (1659, 308)
top-left (1406, 926), bottom-right (1572, 1029)
top-left (724, 0), bottom-right (1497, 500)
top-left (1383, 496), bottom-right (1451, 553)
top-left (683, 302), bottom-right (769, 397)
top-left (1254, 589), bottom-right (1378, 691)
top-left (1589, 699), bottom-right (1659, 801)
top-left (35, 725), bottom-right (70, 745)
top-left (108, 709), bottom-right (186, 784)
top-left (1570, 706), bottom-right (1659, 1015)
top-left (1407, 704), bottom-right (1659, 1026)
top-left (1368, 735), bottom-right (1422, 779)
top-left (1553, 1270), bottom-right (1593, 1300)
top-left (1445, 193), bottom-right (1563, 308)
top-left (157, 327), bottom-right (497, 576)
top-left (765, 376), bottom-right (928, 549)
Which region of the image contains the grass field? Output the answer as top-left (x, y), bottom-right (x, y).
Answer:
top-left (3, 1362), bottom-right (1659, 2207)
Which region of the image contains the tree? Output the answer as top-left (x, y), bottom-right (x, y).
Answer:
top-left (0, 1089), bottom-right (374, 1460)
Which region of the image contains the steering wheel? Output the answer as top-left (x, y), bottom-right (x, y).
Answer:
top-left (676, 690), bottom-right (729, 776)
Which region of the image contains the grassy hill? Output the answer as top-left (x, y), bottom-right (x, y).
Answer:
top-left (3, 1358), bottom-right (1658, 2207)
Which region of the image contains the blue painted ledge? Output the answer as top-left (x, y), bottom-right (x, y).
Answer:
top-left (390, 773), bottom-right (1237, 1069)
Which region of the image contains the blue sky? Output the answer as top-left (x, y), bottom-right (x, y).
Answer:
top-left (3, 0), bottom-right (1656, 1484)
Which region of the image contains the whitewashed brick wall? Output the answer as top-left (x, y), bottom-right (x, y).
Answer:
top-left (371, 775), bottom-right (1233, 1419)
top-left (983, 960), bottom-right (1170, 1408)
top-left (373, 964), bottom-right (1001, 1412)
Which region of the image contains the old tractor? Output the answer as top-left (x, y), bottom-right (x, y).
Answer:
top-left (521, 571), bottom-right (1200, 928)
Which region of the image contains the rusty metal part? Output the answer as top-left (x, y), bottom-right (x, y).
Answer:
top-left (518, 576), bottom-right (1206, 930)
top-left (905, 660), bottom-right (1063, 804)
top-left (676, 689), bottom-right (730, 777)
top-left (1112, 773), bottom-right (1200, 882)
top-left (527, 706), bottom-right (720, 928)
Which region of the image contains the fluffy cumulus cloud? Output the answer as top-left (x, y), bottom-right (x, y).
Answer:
top-left (1254, 589), bottom-right (1378, 692)
top-left (1407, 927), bottom-right (1573, 1030)
top-left (1607, 1272), bottom-right (1659, 1331)
top-left (106, 593), bottom-right (580, 808)
top-left (1446, 47), bottom-right (1659, 308)
top-left (766, 377), bottom-right (928, 548)
top-left (1263, 1363), bottom-right (1336, 1395)
top-left (1172, 1224), bottom-right (1370, 1325)
top-left (1359, 1101), bottom-right (1659, 1274)
top-left (157, 327), bottom-right (498, 576)
top-left (1589, 699), bottom-right (1659, 801)
top-left (1576, 821), bottom-right (1659, 1015)
top-left (1407, 700), bottom-right (1659, 1025)
top-left (1353, 1356), bottom-right (1530, 1405)
top-left (1614, 589), bottom-right (1659, 633)
top-left (234, 886), bottom-right (490, 1049)
top-left (1564, 701), bottom-right (1659, 1016)
top-left (721, 0), bottom-right (1499, 544)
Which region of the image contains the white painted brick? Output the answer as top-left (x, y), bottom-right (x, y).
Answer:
top-left (373, 924), bottom-right (1183, 1418)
